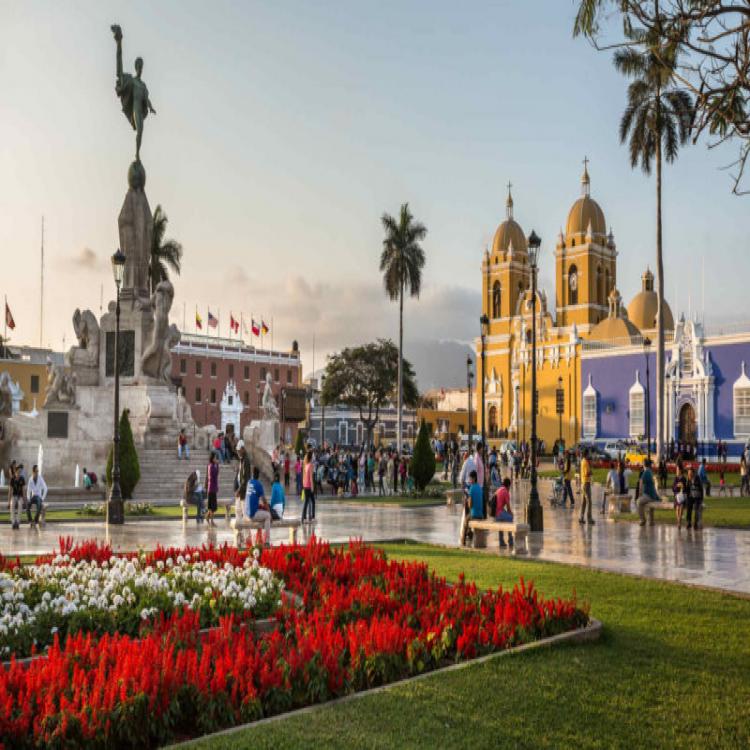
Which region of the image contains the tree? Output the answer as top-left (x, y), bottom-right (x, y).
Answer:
top-left (613, 20), bottom-right (694, 458)
top-left (380, 203), bottom-right (427, 454)
top-left (574, 1), bottom-right (750, 194)
top-left (410, 420), bottom-right (436, 492)
top-left (294, 429), bottom-right (306, 456)
top-left (149, 205), bottom-right (183, 294)
top-left (322, 339), bottom-right (419, 447)
top-left (106, 408), bottom-right (141, 499)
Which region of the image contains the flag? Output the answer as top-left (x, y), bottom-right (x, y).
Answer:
top-left (195, 308), bottom-right (203, 330)
top-left (251, 319), bottom-right (260, 336)
top-left (207, 311), bottom-right (219, 329)
top-left (230, 314), bottom-right (239, 334)
top-left (261, 320), bottom-right (269, 335)
top-left (5, 302), bottom-right (15, 330)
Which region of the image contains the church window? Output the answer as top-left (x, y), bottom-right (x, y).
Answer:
top-left (605, 269), bottom-right (611, 299)
top-left (582, 375), bottom-right (598, 439)
top-left (733, 363), bottom-right (750, 438)
top-left (597, 266), bottom-right (603, 304)
top-left (568, 266), bottom-right (578, 306)
top-left (629, 372), bottom-right (645, 438)
top-left (492, 282), bottom-right (501, 318)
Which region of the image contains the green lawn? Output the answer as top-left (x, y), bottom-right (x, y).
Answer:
top-left (0, 504), bottom-right (186, 523)
top-left (540, 467), bottom-right (745, 490)
top-left (320, 495), bottom-right (444, 508)
top-left (615, 495), bottom-right (750, 529)
top-left (181, 543), bottom-right (750, 750)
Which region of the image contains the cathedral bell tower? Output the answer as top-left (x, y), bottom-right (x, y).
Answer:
top-left (555, 160), bottom-right (617, 332)
top-left (483, 185), bottom-right (531, 335)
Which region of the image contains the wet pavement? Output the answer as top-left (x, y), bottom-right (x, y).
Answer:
top-left (2, 481), bottom-right (749, 595)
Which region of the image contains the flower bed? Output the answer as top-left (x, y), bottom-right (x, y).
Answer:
top-left (0, 538), bottom-right (589, 748)
top-left (0, 538), bottom-right (282, 659)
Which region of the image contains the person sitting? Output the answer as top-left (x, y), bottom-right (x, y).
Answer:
top-left (270, 472), bottom-right (285, 520)
top-left (460, 470), bottom-right (485, 546)
top-left (26, 464), bottom-right (47, 527)
top-left (494, 476), bottom-right (514, 548)
top-left (83, 467), bottom-right (92, 490)
top-left (184, 469), bottom-right (204, 523)
top-left (245, 467), bottom-right (272, 545)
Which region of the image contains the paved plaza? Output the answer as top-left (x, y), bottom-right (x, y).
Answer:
top-left (2, 480), bottom-right (749, 596)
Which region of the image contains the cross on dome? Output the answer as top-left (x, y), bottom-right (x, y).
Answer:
top-left (581, 156), bottom-right (591, 196)
top-left (506, 181), bottom-right (514, 219)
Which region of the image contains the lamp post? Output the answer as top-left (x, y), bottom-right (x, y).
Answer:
top-left (480, 314), bottom-right (489, 512)
top-left (643, 336), bottom-right (652, 460)
top-left (107, 248), bottom-right (126, 525)
top-left (525, 230), bottom-right (543, 533)
top-left (466, 357), bottom-right (473, 450)
top-left (281, 389), bottom-right (287, 446)
top-left (320, 374), bottom-right (326, 450)
top-left (556, 375), bottom-right (564, 449)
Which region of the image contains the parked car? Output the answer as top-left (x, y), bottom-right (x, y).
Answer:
top-left (602, 440), bottom-right (629, 460)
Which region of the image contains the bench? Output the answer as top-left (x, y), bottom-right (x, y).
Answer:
top-left (466, 518), bottom-right (530, 555)
top-left (230, 501), bottom-right (303, 544)
top-left (607, 493), bottom-right (632, 515)
top-left (642, 499), bottom-right (674, 526)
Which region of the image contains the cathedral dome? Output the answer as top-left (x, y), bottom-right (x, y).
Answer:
top-left (590, 288), bottom-right (641, 342)
top-left (565, 162), bottom-right (606, 238)
top-left (492, 187), bottom-right (527, 256)
top-left (627, 268), bottom-right (675, 331)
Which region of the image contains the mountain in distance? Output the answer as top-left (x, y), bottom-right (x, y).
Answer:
top-left (404, 338), bottom-right (476, 393)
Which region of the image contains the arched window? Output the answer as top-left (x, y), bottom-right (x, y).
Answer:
top-left (605, 269), bottom-right (611, 299)
top-left (488, 404), bottom-right (498, 437)
top-left (492, 282), bottom-right (501, 318)
top-left (568, 265), bottom-right (578, 306)
top-left (597, 266), bottom-right (603, 304)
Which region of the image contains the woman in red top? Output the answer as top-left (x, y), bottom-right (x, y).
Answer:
top-left (302, 450), bottom-right (315, 522)
top-left (494, 477), bottom-right (514, 548)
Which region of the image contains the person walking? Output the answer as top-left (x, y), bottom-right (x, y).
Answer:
top-left (9, 464), bottom-right (25, 531)
top-left (636, 459), bottom-right (660, 526)
top-left (301, 449), bottom-right (316, 522)
top-left (578, 449), bottom-right (594, 525)
top-left (672, 466), bottom-right (688, 530)
top-left (26, 464), bottom-right (47, 527)
top-left (685, 466), bottom-right (704, 530)
top-left (697, 458), bottom-right (711, 497)
top-left (382, 452), bottom-right (390, 496)
top-left (177, 429), bottom-right (190, 460)
top-left (245, 467), bottom-right (272, 545)
top-left (283, 452), bottom-right (290, 491)
top-left (205, 453), bottom-right (219, 527)
top-left (740, 454), bottom-right (749, 497)
top-left (561, 451), bottom-right (576, 508)
top-left (295, 454), bottom-right (303, 496)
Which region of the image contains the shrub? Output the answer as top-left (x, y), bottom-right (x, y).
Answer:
top-left (294, 429), bottom-right (306, 456)
top-left (410, 420), bottom-right (436, 491)
top-left (106, 408), bottom-right (141, 499)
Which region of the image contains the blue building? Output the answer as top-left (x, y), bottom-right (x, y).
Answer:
top-left (581, 316), bottom-right (750, 458)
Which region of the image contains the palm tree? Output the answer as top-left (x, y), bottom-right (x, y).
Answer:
top-left (614, 19), bottom-right (693, 458)
top-left (380, 203), bottom-right (427, 453)
top-left (149, 205), bottom-right (183, 294)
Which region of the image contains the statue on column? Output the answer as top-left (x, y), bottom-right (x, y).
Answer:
top-left (141, 280), bottom-right (180, 382)
top-left (111, 24), bottom-right (156, 163)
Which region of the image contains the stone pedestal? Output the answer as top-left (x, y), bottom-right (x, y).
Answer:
top-left (118, 167), bottom-right (152, 304)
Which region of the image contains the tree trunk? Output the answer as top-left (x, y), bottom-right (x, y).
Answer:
top-left (655, 88), bottom-right (666, 460)
top-left (397, 277), bottom-right (404, 454)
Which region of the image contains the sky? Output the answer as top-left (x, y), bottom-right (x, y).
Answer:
top-left (1, 0), bottom-right (748, 387)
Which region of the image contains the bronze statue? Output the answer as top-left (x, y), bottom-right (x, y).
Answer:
top-left (111, 24), bottom-right (156, 162)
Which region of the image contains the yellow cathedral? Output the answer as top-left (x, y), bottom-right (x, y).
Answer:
top-left (475, 161), bottom-right (673, 449)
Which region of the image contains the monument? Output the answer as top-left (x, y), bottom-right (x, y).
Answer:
top-left (0, 24), bottom-right (209, 488)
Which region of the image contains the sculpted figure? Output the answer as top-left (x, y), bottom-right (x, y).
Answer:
top-left (111, 24), bottom-right (156, 161)
top-left (44, 363), bottom-right (76, 407)
top-left (66, 308), bottom-right (100, 369)
top-left (0, 373), bottom-right (13, 417)
top-left (261, 372), bottom-right (279, 421)
top-left (141, 280), bottom-right (176, 381)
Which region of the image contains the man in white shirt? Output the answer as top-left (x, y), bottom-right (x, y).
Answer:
top-left (26, 464), bottom-right (48, 526)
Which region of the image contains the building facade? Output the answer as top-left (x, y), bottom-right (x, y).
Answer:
top-left (475, 163), bottom-right (677, 449)
top-left (170, 334), bottom-right (303, 439)
top-left (0, 346), bottom-right (64, 413)
top-left (307, 404), bottom-right (418, 450)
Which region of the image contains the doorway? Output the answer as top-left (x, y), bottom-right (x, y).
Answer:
top-left (678, 403), bottom-right (697, 445)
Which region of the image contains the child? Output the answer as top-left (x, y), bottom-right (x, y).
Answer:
top-left (718, 471), bottom-right (727, 496)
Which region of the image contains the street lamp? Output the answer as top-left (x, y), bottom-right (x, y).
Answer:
top-left (107, 248), bottom-right (126, 525)
top-left (480, 314), bottom-right (489, 513)
top-left (525, 230), bottom-right (543, 533)
top-left (643, 336), bottom-right (652, 460)
top-left (466, 356), bottom-right (473, 450)
top-left (320, 374), bottom-right (326, 450)
top-left (556, 375), bottom-right (564, 449)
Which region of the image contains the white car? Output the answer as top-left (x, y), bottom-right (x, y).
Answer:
top-left (602, 441), bottom-right (628, 460)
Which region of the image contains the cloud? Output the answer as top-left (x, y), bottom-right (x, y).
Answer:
top-left (68, 247), bottom-right (106, 271)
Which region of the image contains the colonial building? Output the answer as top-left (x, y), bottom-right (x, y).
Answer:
top-left (0, 346), bottom-right (64, 413)
top-left (170, 334), bottom-right (303, 438)
top-left (307, 403), bottom-right (417, 449)
top-left (475, 163), bottom-right (681, 450)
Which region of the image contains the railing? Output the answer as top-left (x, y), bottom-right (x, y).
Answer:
top-left (582, 332), bottom-right (675, 352)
